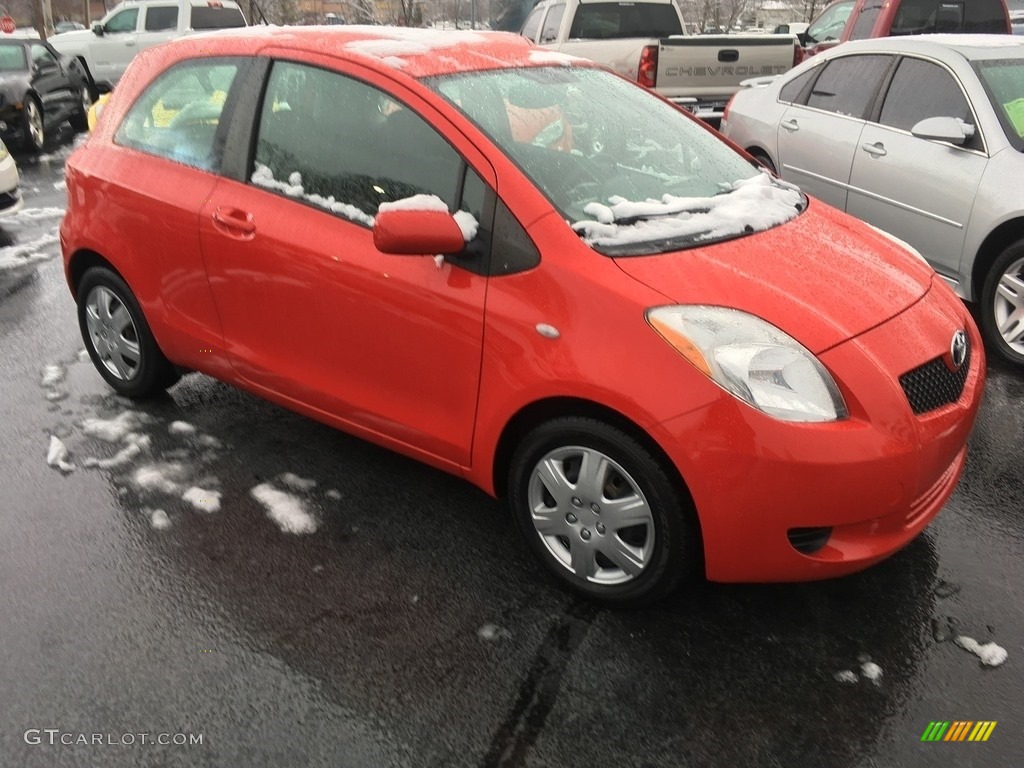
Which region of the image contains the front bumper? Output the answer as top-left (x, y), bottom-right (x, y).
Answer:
top-left (656, 281), bottom-right (985, 583)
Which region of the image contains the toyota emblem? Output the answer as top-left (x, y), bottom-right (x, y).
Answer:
top-left (950, 330), bottom-right (968, 370)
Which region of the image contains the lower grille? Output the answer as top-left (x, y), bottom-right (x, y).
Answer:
top-left (899, 343), bottom-right (970, 415)
top-left (788, 526), bottom-right (832, 555)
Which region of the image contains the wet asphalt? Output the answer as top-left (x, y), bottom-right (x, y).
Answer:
top-left (1, 128), bottom-right (1022, 768)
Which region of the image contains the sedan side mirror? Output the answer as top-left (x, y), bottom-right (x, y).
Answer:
top-left (910, 116), bottom-right (973, 146)
top-left (373, 209), bottom-right (465, 256)
top-left (92, 21), bottom-right (105, 36)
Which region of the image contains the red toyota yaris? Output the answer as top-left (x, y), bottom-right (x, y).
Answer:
top-left (61, 27), bottom-right (984, 604)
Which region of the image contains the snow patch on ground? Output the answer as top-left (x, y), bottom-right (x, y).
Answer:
top-left (956, 636), bottom-right (1008, 666)
top-left (833, 670), bottom-right (858, 684)
top-left (134, 462), bottom-right (186, 494)
top-left (278, 472), bottom-right (317, 492)
top-left (83, 442), bottom-right (142, 470)
top-left (478, 623), bottom-right (511, 641)
top-left (46, 436), bottom-right (75, 474)
top-left (81, 411), bottom-right (143, 442)
top-left (182, 486), bottom-right (222, 513)
top-left (860, 661), bottom-right (883, 684)
top-left (9, 207), bottom-right (65, 222)
top-left (41, 364), bottom-right (65, 387)
top-left (326, 489), bottom-right (341, 500)
top-left (197, 434), bottom-right (222, 449)
top-left (150, 509), bottom-right (172, 530)
top-left (251, 483), bottom-right (318, 534)
top-left (169, 420), bottom-right (197, 436)
top-left (78, 348), bottom-right (91, 363)
top-left (0, 232), bottom-right (60, 295)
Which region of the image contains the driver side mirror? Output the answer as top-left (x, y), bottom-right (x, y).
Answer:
top-left (797, 31), bottom-right (810, 46)
top-left (373, 209), bottom-right (465, 256)
top-left (910, 116), bottom-right (973, 146)
top-left (92, 21), bottom-right (105, 36)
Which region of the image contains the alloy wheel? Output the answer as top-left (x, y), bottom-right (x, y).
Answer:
top-left (993, 256), bottom-right (1024, 355)
top-left (527, 445), bottom-right (655, 586)
top-left (84, 285), bottom-right (141, 381)
top-left (26, 100), bottom-right (43, 148)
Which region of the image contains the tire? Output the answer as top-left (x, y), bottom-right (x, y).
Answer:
top-left (508, 417), bottom-right (699, 605)
top-left (77, 267), bottom-right (181, 398)
top-left (749, 148), bottom-right (777, 175)
top-left (980, 239), bottom-right (1024, 367)
top-left (71, 84), bottom-right (93, 132)
top-left (22, 96), bottom-right (44, 152)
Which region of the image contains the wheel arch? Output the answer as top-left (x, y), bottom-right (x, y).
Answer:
top-left (972, 217), bottom-right (1024, 301)
top-left (67, 248), bottom-right (122, 301)
top-left (745, 145), bottom-right (777, 172)
top-left (491, 396), bottom-right (695, 508)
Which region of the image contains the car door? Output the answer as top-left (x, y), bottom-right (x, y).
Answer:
top-left (776, 54), bottom-right (893, 210)
top-left (92, 5), bottom-right (140, 83)
top-left (847, 56), bottom-right (987, 281)
top-left (29, 44), bottom-right (72, 124)
top-left (138, 5), bottom-right (180, 54)
top-left (198, 58), bottom-right (493, 466)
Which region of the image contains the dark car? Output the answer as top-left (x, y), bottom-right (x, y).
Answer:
top-left (0, 38), bottom-right (93, 151)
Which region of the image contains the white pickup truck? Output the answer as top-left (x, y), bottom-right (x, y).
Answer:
top-left (51, 0), bottom-right (247, 90)
top-left (520, 0), bottom-right (799, 124)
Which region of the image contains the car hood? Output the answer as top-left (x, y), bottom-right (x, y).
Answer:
top-left (613, 200), bottom-right (935, 353)
top-left (50, 29), bottom-right (93, 45)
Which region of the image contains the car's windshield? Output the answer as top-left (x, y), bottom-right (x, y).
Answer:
top-left (0, 43), bottom-right (27, 72)
top-left (424, 65), bottom-right (804, 255)
top-left (974, 58), bottom-right (1024, 151)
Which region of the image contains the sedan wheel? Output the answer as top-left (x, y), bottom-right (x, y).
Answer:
top-left (23, 98), bottom-right (44, 151)
top-left (71, 85), bottom-right (93, 132)
top-left (509, 417), bottom-right (699, 604)
top-left (77, 267), bottom-right (181, 397)
top-left (981, 240), bottom-right (1024, 366)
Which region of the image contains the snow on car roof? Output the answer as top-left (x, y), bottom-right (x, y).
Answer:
top-left (177, 25), bottom-right (557, 78)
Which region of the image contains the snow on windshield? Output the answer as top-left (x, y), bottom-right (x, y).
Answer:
top-left (572, 173), bottom-right (803, 249)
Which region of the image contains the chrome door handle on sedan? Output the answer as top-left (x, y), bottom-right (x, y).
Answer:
top-left (861, 142), bottom-right (887, 157)
top-left (781, 119), bottom-right (799, 132)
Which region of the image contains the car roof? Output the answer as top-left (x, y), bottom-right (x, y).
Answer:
top-left (833, 34), bottom-right (1024, 62)
top-left (172, 25), bottom-right (570, 79)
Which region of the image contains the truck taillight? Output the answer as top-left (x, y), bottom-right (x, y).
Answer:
top-left (793, 41), bottom-right (804, 67)
top-left (638, 45), bottom-right (658, 89)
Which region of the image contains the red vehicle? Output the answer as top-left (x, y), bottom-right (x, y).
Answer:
top-left (61, 27), bottom-right (985, 604)
top-left (800, 0), bottom-right (1011, 59)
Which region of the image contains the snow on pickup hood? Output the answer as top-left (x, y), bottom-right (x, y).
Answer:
top-left (613, 200), bottom-right (936, 354)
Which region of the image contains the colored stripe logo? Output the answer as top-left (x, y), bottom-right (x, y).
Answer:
top-left (921, 721), bottom-right (997, 742)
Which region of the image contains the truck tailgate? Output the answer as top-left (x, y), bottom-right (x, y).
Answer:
top-left (656, 34), bottom-right (795, 101)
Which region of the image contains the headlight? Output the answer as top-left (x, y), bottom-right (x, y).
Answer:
top-left (647, 306), bottom-right (848, 422)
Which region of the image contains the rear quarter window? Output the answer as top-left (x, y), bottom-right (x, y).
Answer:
top-left (568, 2), bottom-right (682, 39)
top-left (189, 5), bottom-right (246, 29)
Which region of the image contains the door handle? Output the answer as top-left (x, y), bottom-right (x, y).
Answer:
top-left (861, 142), bottom-right (887, 157)
top-left (781, 119), bottom-right (799, 132)
top-left (213, 207), bottom-right (256, 237)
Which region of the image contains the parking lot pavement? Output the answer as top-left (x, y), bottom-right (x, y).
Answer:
top-left (2, 133), bottom-right (1021, 767)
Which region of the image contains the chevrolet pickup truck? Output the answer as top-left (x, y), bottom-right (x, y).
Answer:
top-left (519, 0), bottom-right (799, 124)
top-left (50, 0), bottom-right (247, 90)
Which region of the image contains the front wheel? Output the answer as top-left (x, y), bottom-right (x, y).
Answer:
top-left (22, 97), bottom-right (44, 152)
top-left (979, 240), bottom-right (1024, 367)
top-left (508, 417), bottom-right (699, 605)
top-left (71, 84), bottom-right (93, 132)
top-left (77, 267), bottom-right (181, 398)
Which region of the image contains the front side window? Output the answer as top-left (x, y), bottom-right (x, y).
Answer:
top-left (251, 61), bottom-right (463, 225)
top-left (848, 3), bottom-right (882, 39)
top-left (145, 7), bottom-right (179, 31)
top-left (540, 4), bottom-right (566, 43)
top-left (521, 6), bottom-right (544, 40)
top-left (806, 55), bottom-right (892, 119)
top-left (806, 0), bottom-right (854, 43)
top-left (104, 8), bottom-right (139, 33)
top-left (567, 2), bottom-right (682, 39)
top-left (427, 66), bottom-right (804, 256)
top-left (879, 57), bottom-right (973, 133)
top-left (114, 59), bottom-right (240, 170)
top-left (30, 44), bottom-right (58, 68)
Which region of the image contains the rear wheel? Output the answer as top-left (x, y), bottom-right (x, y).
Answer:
top-left (77, 267), bottom-right (180, 398)
top-left (508, 417), bottom-right (699, 605)
top-left (980, 239), bottom-right (1024, 367)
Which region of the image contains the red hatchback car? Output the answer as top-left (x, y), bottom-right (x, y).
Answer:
top-left (61, 27), bottom-right (985, 604)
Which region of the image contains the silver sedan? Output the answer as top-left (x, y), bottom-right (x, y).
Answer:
top-left (721, 35), bottom-right (1024, 367)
